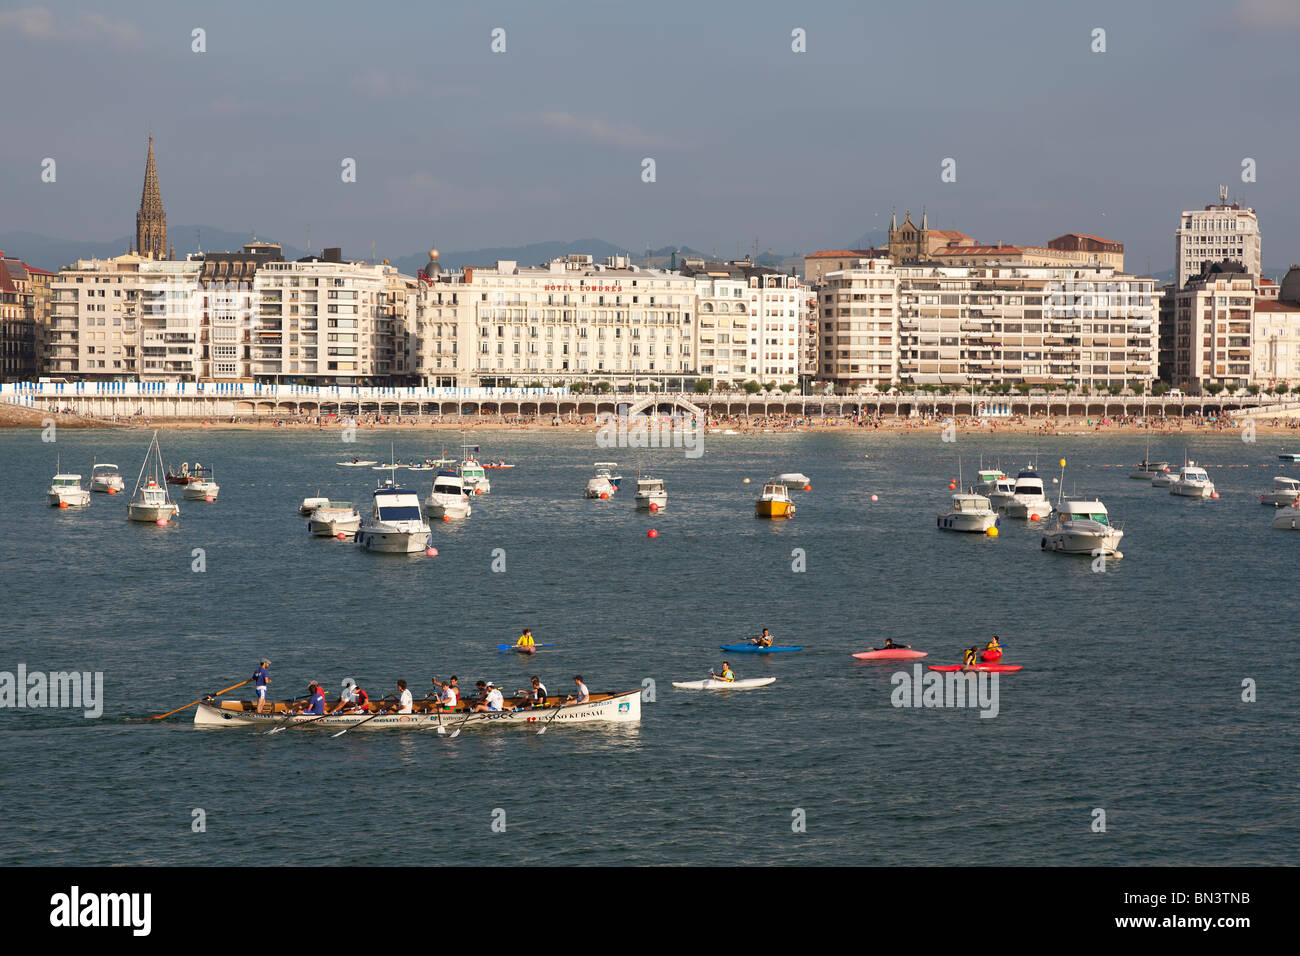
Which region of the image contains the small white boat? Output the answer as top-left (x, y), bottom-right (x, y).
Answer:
top-left (89, 463), bottom-right (124, 494)
top-left (937, 493), bottom-right (998, 533)
top-left (1170, 462), bottom-right (1215, 498)
top-left (299, 495), bottom-right (330, 516)
top-left (634, 476), bottom-right (667, 511)
top-left (180, 464), bottom-right (219, 501)
top-left (1279, 453), bottom-right (1300, 462)
top-left (672, 677), bottom-right (777, 690)
top-left (337, 459), bottom-right (378, 467)
top-left (460, 447), bottom-right (491, 495)
top-left (1259, 477), bottom-right (1300, 507)
top-left (586, 462), bottom-right (617, 498)
top-left (1040, 499), bottom-right (1124, 556)
top-left (774, 472), bottom-right (810, 487)
top-left (308, 501), bottom-right (361, 537)
top-left (1150, 469), bottom-right (1176, 488)
top-left (356, 480), bottom-right (431, 553)
top-left (424, 468), bottom-right (472, 520)
top-left (755, 482), bottom-right (795, 519)
top-left (1129, 460), bottom-right (1170, 479)
top-left (126, 432), bottom-right (179, 524)
top-left (1272, 505), bottom-right (1300, 529)
top-left (47, 472), bottom-right (91, 508)
top-left (1001, 469), bottom-right (1053, 520)
top-left (972, 469), bottom-right (1016, 510)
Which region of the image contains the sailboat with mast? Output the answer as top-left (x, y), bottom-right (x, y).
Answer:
top-left (1129, 434), bottom-right (1169, 479)
top-left (126, 431), bottom-right (180, 524)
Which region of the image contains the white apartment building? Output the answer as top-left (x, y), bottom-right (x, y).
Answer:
top-left (250, 257), bottom-right (412, 384)
top-left (412, 253), bottom-right (699, 389)
top-left (1171, 262), bottom-right (1255, 390)
top-left (1253, 297), bottom-right (1300, 387)
top-left (1175, 188), bottom-right (1261, 289)
top-left (817, 258), bottom-right (899, 386)
top-left (49, 254), bottom-right (202, 381)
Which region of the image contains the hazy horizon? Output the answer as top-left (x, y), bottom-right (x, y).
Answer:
top-left (3, 0), bottom-right (1299, 275)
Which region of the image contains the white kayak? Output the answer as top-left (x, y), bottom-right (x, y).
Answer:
top-left (671, 677), bottom-right (776, 690)
top-left (337, 461), bottom-right (378, 467)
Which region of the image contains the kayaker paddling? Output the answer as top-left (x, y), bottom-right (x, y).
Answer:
top-left (749, 629), bottom-right (774, 647)
top-left (515, 629), bottom-right (536, 653)
top-left (962, 647), bottom-right (979, 667)
top-left (709, 661), bottom-right (736, 683)
top-left (872, 638), bottom-right (911, 651)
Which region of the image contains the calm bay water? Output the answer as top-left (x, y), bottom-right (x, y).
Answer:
top-left (0, 425), bottom-right (1296, 865)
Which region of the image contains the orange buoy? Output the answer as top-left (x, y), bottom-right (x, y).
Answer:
top-left (442, 515), bottom-right (450, 522)
top-left (1210, 492), bottom-right (1220, 499)
top-left (743, 478), bottom-right (751, 484)
top-left (336, 532), bottom-right (346, 540)
top-left (647, 529), bottom-right (658, 538)
top-left (803, 484), bottom-right (812, 492)
top-left (600, 492), bottom-right (609, 499)
top-left (1029, 513), bottom-right (1040, 521)
top-left (425, 547), bottom-right (438, 556)
top-left (649, 502), bottom-right (658, 513)
top-left (58, 501), bottom-right (68, 509)
top-left (948, 482), bottom-right (956, 490)
top-left (205, 495), bottom-right (215, 502)
top-left (870, 494), bottom-right (878, 502)
top-left (107, 488), bottom-right (117, 495)
top-left (156, 518), bottom-right (167, 526)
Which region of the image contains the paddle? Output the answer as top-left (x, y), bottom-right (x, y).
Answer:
top-left (446, 696), bottom-right (480, 738)
top-left (535, 694), bottom-right (572, 735)
top-left (151, 679), bottom-right (249, 720)
top-left (331, 692), bottom-right (430, 738)
top-left (496, 643), bottom-right (557, 651)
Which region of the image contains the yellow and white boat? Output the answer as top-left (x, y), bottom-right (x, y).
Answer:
top-left (755, 482), bottom-right (796, 519)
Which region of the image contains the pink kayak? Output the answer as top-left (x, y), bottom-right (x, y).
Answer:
top-left (928, 664), bottom-right (1022, 673)
top-left (852, 649), bottom-right (928, 660)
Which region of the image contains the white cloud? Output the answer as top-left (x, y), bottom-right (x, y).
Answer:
top-left (1238, 0), bottom-right (1300, 29)
top-left (77, 10), bottom-right (146, 51)
top-left (534, 111), bottom-right (672, 150)
top-left (0, 6), bottom-right (55, 37)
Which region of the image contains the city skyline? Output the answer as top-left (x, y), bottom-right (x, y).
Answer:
top-left (3, 0), bottom-right (1300, 275)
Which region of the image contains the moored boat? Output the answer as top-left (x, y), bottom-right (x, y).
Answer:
top-left (755, 482), bottom-right (795, 519)
top-left (356, 480), bottom-right (431, 553)
top-left (938, 492), bottom-right (998, 533)
top-left (126, 432), bottom-right (179, 524)
top-left (194, 689), bottom-right (641, 728)
top-left (1040, 498), bottom-right (1124, 556)
top-left (634, 476), bottom-right (667, 511)
top-left (180, 464), bottom-right (219, 500)
top-left (1273, 504), bottom-right (1300, 530)
top-left (423, 466), bottom-right (472, 520)
top-left (1000, 469), bottom-right (1052, 520)
top-left (1170, 462), bottom-right (1215, 498)
top-left (585, 462), bottom-right (618, 498)
top-left (1259, 476), bottom-right (1300, 507)
top-left (299, 495), bottom-right (330, 515)
top-left (47, 471), bottom-right (91, 508)
top-left (308, 501), bottom-right (361, 536)
top-left (89, 463), bottom-right (125, 494)
top-left (773, 472), bottom-right (810, 487)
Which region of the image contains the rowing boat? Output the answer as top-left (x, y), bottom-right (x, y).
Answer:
top-left (671, 677), bottom-right (776, 690)
top-left (195, 690), bottom-right (640, 728)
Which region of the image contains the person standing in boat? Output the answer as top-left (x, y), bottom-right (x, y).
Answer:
top-left (252, 660), bottom-right (272, 713)
top-left (709, 662), bottom-right (736, 683)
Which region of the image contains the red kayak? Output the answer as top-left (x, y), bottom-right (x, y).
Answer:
top-left (980, 648), bottom-right (1003, 662)
top-left (852, 649), bottom-right (928, 660)
top-left (928, 664), bottom-right (1022, 673)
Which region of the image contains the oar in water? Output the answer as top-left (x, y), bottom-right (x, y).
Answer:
top-left (446, 701), bottom-right (478, 739)
top-left (277, 693), bottom-right (395, 733)
top-left (331, 693), bottom-right (431, 738)
top-left (150, 679), bottom-right (249, 720)
top-left (535, 695), bottom-right (573, 736)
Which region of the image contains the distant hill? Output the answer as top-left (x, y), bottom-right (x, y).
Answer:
top-left (0, 226), bottom-right (308, 272)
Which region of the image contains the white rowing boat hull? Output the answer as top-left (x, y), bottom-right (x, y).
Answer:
top-left (194, 690), bottom-right (641, 728)
top-left (671, 677), bottom-right (776, 690)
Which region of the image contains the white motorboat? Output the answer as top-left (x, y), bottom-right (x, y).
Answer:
top-left (424, 467), bottom-right (472, 520)
top-left (1000, 469), bottom-right (1053, 520)
top-left (1130, 460), bottom-right (1170, 479)
top-left (89, 463), bottom-right (124, 495)
top-left (1272, 504), bottom-right (1300, 529)
top-left (774, 472), bottom-right (810, 487)
top-left (308, 501), bottom-right (361, 537)
top-left (1259, 477), bottom-right (1300, 507)
top-left (1150, 468), bottom-right (1176, 488)
top-left (180, 464), bottom-right (219, 501)
top-left (755, 482), bottom-right (796, 519)
top-left (586, 462), bottom-right (617, 498)
top-left (634, 476), bottom-right (667, 511)
top-left (126, 432), bottom-right (179, 524)
top-left (973, 468), bottom-right (1016, 510)
top-left (937, 493), bottom-right (998, 533)
top-left (47, 471), bottom-right (90, 508)
top-left (356, 480), bottom-right (431, 553)
top-left (460, 445), bottom-right (491, 495)
top-left (299, 495), bottom-right (330, 516)
top-left (1040, 498), bottom-right (1124, 556)
top-left (1170, 462), bottom-right (1215, 498)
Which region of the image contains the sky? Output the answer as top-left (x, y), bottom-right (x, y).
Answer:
top-left (2, 0), bottom-right (1299, 274)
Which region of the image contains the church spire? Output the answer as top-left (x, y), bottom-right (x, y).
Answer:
top-left (921, 206), bottom-right (928, 231)
top-left (136, 135), bottom-right (167, 260)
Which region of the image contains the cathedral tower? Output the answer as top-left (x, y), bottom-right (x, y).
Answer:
top-left (135, 136), bottom-right (168, 260)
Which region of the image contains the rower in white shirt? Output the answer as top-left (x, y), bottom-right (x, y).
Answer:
top-left (393, 679), bottom-right (414, 714)
top-left (470, 680), bottom-right (506, 712)
top-left (572, 675), bottom-right (590, 704)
